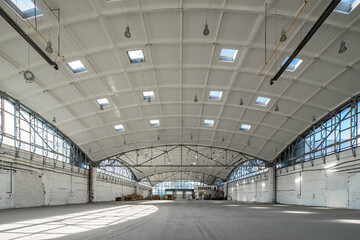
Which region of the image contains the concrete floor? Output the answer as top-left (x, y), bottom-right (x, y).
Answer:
top-left (0, 201), bottom-right (360, 240)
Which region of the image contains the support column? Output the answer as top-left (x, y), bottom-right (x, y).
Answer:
top-left (268, 166), bottom-right (276, 203)
top-left (135, 181), bottom-right (140, 194)
top-left (90, 167), bottom-right (97, 202)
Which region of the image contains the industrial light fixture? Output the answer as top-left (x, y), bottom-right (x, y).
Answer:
top-left (190, 134), bottom-right (193, 140)
top-left (222, 136), bottom-right (225, 142)
top-left (45, 41), bottom-right (53, 53)
top-left (148, 96), bottom-right (151, 103)
top-left (239, 97), bottom-right (244, 105)
top-left (157, 135), bottom-right (160, 141)
top-left (247, 139), bottom-right (251, 146)
top-left (312, 115), bottom-right (316, 122)
top-left (194, 94), bottom-right (198, 102)
top-left (275, 104), bottom-right (279, 112)
top-left (99, 104), bottom-right (104, 110)
top-left (23, 70), bottom-right (35, 83)
top-left (124, 24), bottom-right (131, 38)
top-left (52, 116), bottom-right (57, 123)
top-left (203, 22), bottom-right (210, 36)
top-left (280, 29), bottom-right (287, 42)
top-left (339, 40), bottom-right (347, 54)
top-left (123, 138), bottom-right (127, 145)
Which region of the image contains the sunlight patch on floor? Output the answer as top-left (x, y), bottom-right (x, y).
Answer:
top-left (0, 205), bottom-right (158, 240)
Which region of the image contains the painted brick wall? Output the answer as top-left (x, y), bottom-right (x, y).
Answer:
top-left (276, 148), bottom-right (360, 209)
top-left (227, 167), bottom-right (275, 203)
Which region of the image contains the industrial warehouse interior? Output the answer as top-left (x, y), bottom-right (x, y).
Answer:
top-left (0, 0), bottom-right (360, 239)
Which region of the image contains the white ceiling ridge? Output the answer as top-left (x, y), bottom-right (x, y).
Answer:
top-left (213, 15), bottom-right (264, 148)
top-left (194, 0), bottom-right (227, 145)
top-left (78, 128), bottom-right (288, 151)
top-left (238, 15), bottom-right (352, 157)
top-left (91, 0), bottom-right (151, 149)
top-left (69, 119), bottom-right (297, 142)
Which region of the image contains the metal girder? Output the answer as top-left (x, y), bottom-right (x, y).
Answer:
top-left (276, 94), bottom-right (360, 167)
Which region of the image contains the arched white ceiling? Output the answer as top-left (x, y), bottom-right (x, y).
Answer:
top-left (0, 0), bottom-right (359, 166)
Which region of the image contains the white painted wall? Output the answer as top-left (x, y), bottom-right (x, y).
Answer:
top-left (276, 148), bottom-right (360, 209)
top-left (0, 147), bottom-right (150, 209)
top-left (0, 168), bottom-right (89, 209)
top-left (227, 167), bottom-right (275, 203)
top-left (92, 176), bottom-right (135, 202)
top-left (91, 171), bottom-right (151, 202)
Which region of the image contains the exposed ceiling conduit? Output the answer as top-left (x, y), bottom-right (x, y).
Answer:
top-left (270, 0), bottom-right (341, 85)
top-left (0, 6), bottom-right (59, 70)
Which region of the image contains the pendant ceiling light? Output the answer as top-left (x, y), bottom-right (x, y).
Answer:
top-left (339, 40), bottom-right (347, 54)
top-left (194, 94), bottom-right (198, 103)
top-left (280, 29), bottom-right (287, 42)
top-left (124, 24), bottom-right (131, 38)
top-left (275, 104), bottom-right (279, 112)
top-left (203, 23), bottom-right (210, 36)
top-left (239, 98), bottom-right (244, 105)
top-left (45, 41), bottom-right (53, 53)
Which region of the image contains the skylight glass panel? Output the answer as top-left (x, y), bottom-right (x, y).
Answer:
top-left (142, 91), bottom-right (155, 101)
top-left (66, 60), bottom-right (87, 74)
top-left (334, 0), bottom-right (359, 14)
top-left (282, 57), bottom-right (303, 72)
top-left (240, 124), bottom-right (251, 131)
top-left (204, 119), bottom-right (214, 127)
top-left (114, 124), bottom-right (125, 132)
top-left (96, 98), bottom-right (110, 107)
top-left (209, 91), bottom-right (223, 100)
top-left (255, 96), bottom-right (270, 107)
top-left (219, 49), bottom-right (238, 63)
top-left (4, 0), bottom-right (43, 19)
top-left (150, 119), bottom-right (160, 127)
top-left (127, 50), bottom-right (145, 64)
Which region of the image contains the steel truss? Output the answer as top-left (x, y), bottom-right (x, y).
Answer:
top-left (0, 91), bottom-right (91, 169)
top-left (97, 144), bottom-right (269, 184)
top-left (276, 95), bottom-right (360, 168)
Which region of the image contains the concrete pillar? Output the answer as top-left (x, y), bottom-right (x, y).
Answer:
top-left (90, 167), bottom-right (97, 202)
top-left (268, 166), bottom-right (276, 203)
top-left (135, 181), bottom-right (140, 194)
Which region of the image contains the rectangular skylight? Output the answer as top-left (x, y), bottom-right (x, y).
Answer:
top-left (204, 119), bottom-right (214, 127)
top-left (96, 98), bottom-right (110, 108)
top-left (142, 91), bottom-right (155, 101)
top-left (66, 60), bottom-right (88, 74)
top-left (209, 91), bottom-right (223, 100)
top-left (282, 57), bottom-right (303, 72)
top-left (334, 0), bottom-right (360, 14)
top-left (240, 124), bottom-right (251, 131)
top-left (4, 0), bottom-right (43, 19)
top-left (255, 96), bottom-right (270, 107)
top-left (150, 119), bottom-right (160, 127)
top-left (219, 49), bottom-right (238, 63)
top-left (127, 50), bottom-right (145, 64)
top-left (114, 124), bottom-right (125, 132)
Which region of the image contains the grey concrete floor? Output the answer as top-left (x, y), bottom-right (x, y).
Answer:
top-left (0, 201), bottom-right (360, 240)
